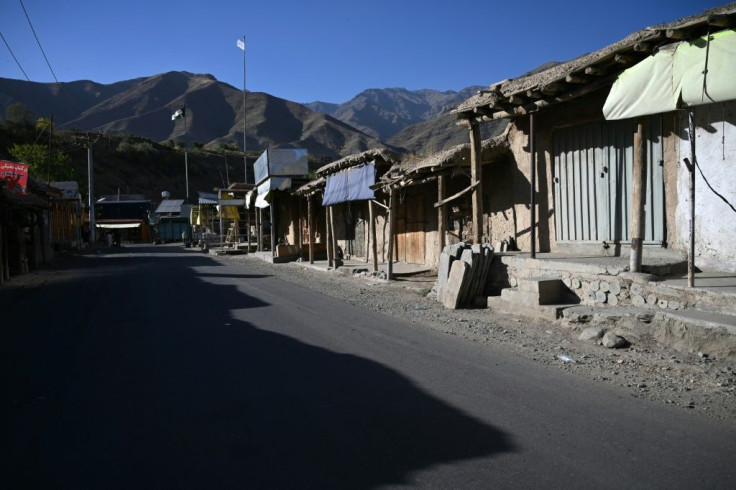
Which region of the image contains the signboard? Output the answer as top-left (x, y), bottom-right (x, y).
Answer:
top-left (0, 160), bottom-right (29, 195)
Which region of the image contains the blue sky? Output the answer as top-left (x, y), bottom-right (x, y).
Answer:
top-left (0, 0), bottom-right (728, 104)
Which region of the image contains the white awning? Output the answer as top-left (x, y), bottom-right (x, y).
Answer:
top-left (96, 223), bottom-right (141, 229)
top-left (603, 29), bottom-right (736, 120)
top-left (254, 177), bottom-right (291, 209)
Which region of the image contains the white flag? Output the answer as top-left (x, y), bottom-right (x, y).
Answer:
top-left (236, 39), bottom-right (245, 51)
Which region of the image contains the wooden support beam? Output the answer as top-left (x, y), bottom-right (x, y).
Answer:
top-left (270, 197), bottom-right (276, 257)
top-left (630, 118), bottom-right (647, 272)
top-left (437, 175), bottom-right (446, 253)
top-left (708, 13), bottom-right (735, 28)
top-left (307, 196), bottom-right (314, 264)
top-left (565, 73), bottom-right (588, 84)
top-left (541, 81), bottom-right (566, 94)
top-left (633, 41), bottom-right (653, 52)
top-left (666, 28), bottom-right (689, 40)
top-left (615, 53), bottom-right (637, 64)
top-left (526, 89), bottom-right (544, 99)
top-left (326, 206), bottom-right (333, 268)
top-left (371, 199), bottom-right (389, 211)
top-left (369, 200), bottom-right (377, 272)
top-left (329, 206), bottom-right (337, 266)
top-left (508, 94), bottom-right (527, 105)
top-left (386, 188), bottom-right (396, 280)
top-left (584, 66), bottom-right (606, 76)
top-left (469, 121), bottom-right (483, 244)
top-left (434, 181), bottom-right (478, 208)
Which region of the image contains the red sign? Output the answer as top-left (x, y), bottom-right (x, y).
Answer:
top-left (0, 160), bottom-right (29, 195)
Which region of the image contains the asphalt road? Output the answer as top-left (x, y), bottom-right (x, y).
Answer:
top-left (3, 245), bottom-right (735, 489)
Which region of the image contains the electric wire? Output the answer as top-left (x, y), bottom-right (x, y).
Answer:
top-left (0, 31), bottom-right (30, 81)
top-left (19, 0), bottom-right (58, 83)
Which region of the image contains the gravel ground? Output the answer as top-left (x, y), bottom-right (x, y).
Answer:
top-left (5, 247), bottom-right (734, 425)
top-left (226, 253), bottom-right (736, 426)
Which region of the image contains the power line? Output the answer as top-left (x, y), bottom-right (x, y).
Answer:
top-left (0, 31), bottom-right (31, 81)
top-left (19, 0), bottom-right (58, 83)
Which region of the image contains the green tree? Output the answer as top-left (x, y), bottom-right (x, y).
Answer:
top-left (4, 102), bottom-right (35, 125)
top-left (9, 143), bottom-right (75, 182)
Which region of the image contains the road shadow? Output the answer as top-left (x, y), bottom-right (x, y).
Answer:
top-left (2, 245), bottom-right (514, 488)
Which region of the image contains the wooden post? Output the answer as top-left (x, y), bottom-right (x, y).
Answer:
top-left (270, 196), bottom-right (276, 257)
top-left (386, 188), bottom-right (396, 280)
top-left (329, 206), bottom-right (337, 265)
top-left (468, 120), bottom-right (483, 244)
top-left (530, 112), bottom-right (537, 258)
top-left (369, 200), bottom-right (378, 272)
top-left (246, 196), bottom-right (251, 252)
top-left (297, 197), bottom-right (303, 256)
top-left (687, 111), bottom-right (697, 288)
top-left (257, 207), bottom-right (263, 252)
top-left (438, 174), bottom-right (446, 253)
top-left (326, 206), bottom-right (333, 268)
top-left (630, 118), bottom-right (647, 272)
top-left (307, 196), bottom-right (314, 264)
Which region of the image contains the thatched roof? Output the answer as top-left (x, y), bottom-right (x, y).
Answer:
top-left (376, 127), bottom-right (512, 190)
top-left (293, 176), bottom-right (325, 197)
top-left (454, 3), bottom-right (736, 122)
top-left (314, 148), bottom-right (401, 177)
top-left (293, 148), bottom-right (403, 197)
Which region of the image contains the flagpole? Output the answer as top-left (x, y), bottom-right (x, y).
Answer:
top-left (243, 34), bottom-right (248, 183)
top-left (184, 105), bottom-right (189, 201)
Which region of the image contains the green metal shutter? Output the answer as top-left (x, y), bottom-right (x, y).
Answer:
top-left (553, 117), bottom-right (664, 244)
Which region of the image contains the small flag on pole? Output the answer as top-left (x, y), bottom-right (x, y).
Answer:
top-left (236, 39), bottom-right (245, 51)
top-left (171, 108), bottom-right (185, 120)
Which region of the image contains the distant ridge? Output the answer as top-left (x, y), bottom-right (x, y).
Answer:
top-left (0, 71), bottom-right (392, 160)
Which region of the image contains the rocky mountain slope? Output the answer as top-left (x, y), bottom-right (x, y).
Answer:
top-left (0, 72), bottom-right (394, 161)
top-left (305, 86), bottom-right (485, 142)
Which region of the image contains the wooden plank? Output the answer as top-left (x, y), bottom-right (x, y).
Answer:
top-left (434, 181), bottom-right (478, 208)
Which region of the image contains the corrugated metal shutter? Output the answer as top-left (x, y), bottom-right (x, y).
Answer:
top-left (553, 117), bottom-right (664, 244)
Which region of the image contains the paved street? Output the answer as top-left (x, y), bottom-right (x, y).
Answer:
top-left (2, 245), bottom-right (735, 489)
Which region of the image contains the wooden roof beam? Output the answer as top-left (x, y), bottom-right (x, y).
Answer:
top-left (633, 41), bottom-right (654, 53)
top-left (565, 73), bottom-right (588, 84)
top-left (666, 28), bottom-right (689, 40)
top-left (708, 13), bottom-right (735, 28)
top-left (541, 81), bottom-right (567, 95)
top-left (585, 66), bottom-right (607, 76)
top-left (508, 94), bottom-right (527, 105)
top-left (615, 53), bottom-right (637, 64)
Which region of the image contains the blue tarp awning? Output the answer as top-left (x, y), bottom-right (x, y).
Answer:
top-left (322, 162), bottom-right (376, 206)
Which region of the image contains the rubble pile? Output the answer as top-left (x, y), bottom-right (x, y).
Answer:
top-left (437, 243), bottom-right (494, 309)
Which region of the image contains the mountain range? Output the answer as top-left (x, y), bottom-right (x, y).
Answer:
top-left (0, 72), bottom-right (504, 160)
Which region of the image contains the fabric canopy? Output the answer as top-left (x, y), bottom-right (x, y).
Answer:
top-left (97, 223), bottom-right (141, 229)
top-left (255, 177), bottom-right (291, 209)
top-left (603, 29), bottom-right (736, 120)
top-left (216, 205), bottom-right (240, 219)
top-left (322, 162), bottom-right (376, 206)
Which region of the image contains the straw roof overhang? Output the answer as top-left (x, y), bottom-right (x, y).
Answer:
top-left (314, 148), bottom-right (401, 177)
top-left (293, 177), bottom-right (325, 197)
top-left (454, 3), bottom-right (736, 123)
top-left (376, 128), bottom-right (512, 191)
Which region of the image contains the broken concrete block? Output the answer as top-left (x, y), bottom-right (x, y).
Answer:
top-left (441, 260), bottom-right (470, 309)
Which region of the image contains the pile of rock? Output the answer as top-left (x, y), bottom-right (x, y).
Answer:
top-left (436, 243), bottom-right (494, 309)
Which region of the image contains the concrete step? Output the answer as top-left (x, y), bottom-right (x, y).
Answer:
top-left (487, 295), bottom-right (572, 321)
top-left (517, 277), bottom-right (566, 304)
